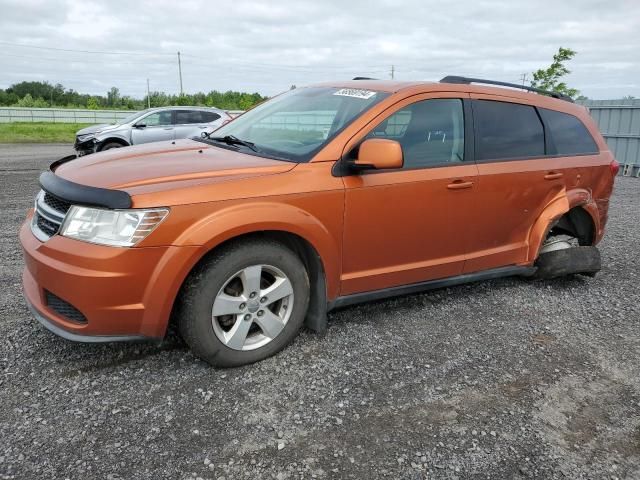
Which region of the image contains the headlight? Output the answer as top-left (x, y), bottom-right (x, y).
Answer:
top-left (60, 206), bottom-right (169, 247)
top-left (77, 134), bottom-right (96, 142)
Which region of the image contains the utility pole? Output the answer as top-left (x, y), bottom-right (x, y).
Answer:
top-left (177, 51), bottom-right (184, 96)
top-left (391, 65), bottom-right (395, 79)
top-left (146, 78), bottom-right (151, 108)
top-left (520, 73), bottom-right (528, 86)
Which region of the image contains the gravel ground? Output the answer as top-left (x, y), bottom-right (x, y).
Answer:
top-left (1, 143), bottom-right (639, 479)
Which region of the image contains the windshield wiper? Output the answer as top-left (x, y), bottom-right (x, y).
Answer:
top-left (207, 135), bottom-right (258, 152)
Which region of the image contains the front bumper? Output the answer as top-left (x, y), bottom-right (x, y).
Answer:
top-left (24, 294), bottom-right (147, 343)
top-left (20, 217), bottom-right (199, 341)
top-left (74, 137), bottom-right (97, 156)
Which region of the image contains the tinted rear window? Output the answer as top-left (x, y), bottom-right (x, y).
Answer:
top-left (202, 111), bottom-right (221, 123)
top-left (474, 100), bottom-right (545, 160)
top-left (176, 110), bottom-right (217, 124)
top-left (539, 108), bottom-right (598, 155)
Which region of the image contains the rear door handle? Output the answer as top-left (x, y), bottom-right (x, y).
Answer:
top-left (447, 179), bottom-right (474, 190)
top-left (544, 172), bottom-right (563, 180)
top-left (163, 127), bottom-right (174, 130)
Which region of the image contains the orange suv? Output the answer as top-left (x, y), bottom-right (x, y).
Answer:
top-left (20, 76), bottom-right (618, 366)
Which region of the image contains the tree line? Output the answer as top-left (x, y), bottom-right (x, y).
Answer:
top-left (0, 81), bottom-right (268, 111)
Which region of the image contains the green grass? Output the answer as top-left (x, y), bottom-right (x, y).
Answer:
top-left (0, 122), bottom-right (92, 143)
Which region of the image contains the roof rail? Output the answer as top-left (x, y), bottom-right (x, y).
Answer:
top-left (352, 76), bottom-right (377, 80)
top-left (440, 75), bottom-right (574, 103)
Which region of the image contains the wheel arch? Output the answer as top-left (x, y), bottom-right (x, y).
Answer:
top-left (181, 230), bottom-right (330, 334)
top-left (97, 137), bottom-right (130, 150)
top-left (528, 188), bottom-right (600, 261)
top-left (156, 203), bottom-right (340, 338)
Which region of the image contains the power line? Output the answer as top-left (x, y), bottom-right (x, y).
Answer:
top-left (0, 41), bottom-right (390, 74)
top-left (0, 52), bottom-right (175, 66)
top-left (0, 52), bottom-right (387, 85)
top-left (179, 52), bottom-right (387, 72)
top-left (0, 41), bottom-right (175, 56)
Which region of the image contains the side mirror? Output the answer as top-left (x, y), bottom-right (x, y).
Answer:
top-left (352, 138), bottom-right (403, 171)
top-left (134, 123), bottom-right (146, 129)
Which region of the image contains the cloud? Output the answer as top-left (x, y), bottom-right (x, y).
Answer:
top-left (0, 0), bottom-right (638, 98)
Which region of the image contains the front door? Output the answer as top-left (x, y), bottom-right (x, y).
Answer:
top-left (131, 110), bottom-right (175, 145)
top-left (340, 94), bottom-right (478, 295)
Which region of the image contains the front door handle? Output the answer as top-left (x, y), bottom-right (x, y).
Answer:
top-left (544, 172), bottom-right (563, 180)
top-left (163, 127), bottom-right (174, 131)
top-left (447, 179), bottom-right (474, 190)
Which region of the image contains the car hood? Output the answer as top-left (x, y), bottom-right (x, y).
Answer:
top-left (53, 139), bottom-right (296, 197)
top-left (76, 123), bottom-right (121, 136)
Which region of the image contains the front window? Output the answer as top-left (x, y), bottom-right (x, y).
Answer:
top-left (204, 87), bottom-right (389, 162)
top-left (141, 111), bottom-right (173, 126)
top-left (119, 110), bottom-right (149, 125)
top-left (366, 99), bottom-right (465, 168)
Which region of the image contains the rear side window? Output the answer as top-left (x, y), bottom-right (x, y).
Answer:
top-left (176, 110), bottom-right (215, 125)
top-left (175, 110), bottom-right (198, 124)
top-left (474, 100), bottom-right (544, 160)
top-left (201, 111), bottom-right (221, 123)
top-left (539, 108), bottom-right (598, 155)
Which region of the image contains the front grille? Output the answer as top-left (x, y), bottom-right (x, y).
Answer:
top-left (31, 190), bottom-right (68, 242)
top-left (43, 193), bottom-right (71, 214)
top-left (45, 291), bottom-right (87, 324)
top-left (36, 214), bottom-right (58, 237)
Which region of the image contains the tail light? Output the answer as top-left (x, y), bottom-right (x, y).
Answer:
top-left (610, 159), bottom-right (620, 176)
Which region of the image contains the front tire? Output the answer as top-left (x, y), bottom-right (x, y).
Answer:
top-left (177, 239), bottom-right (310, 367)
top-left (100, 142), bottom-right (124, 151)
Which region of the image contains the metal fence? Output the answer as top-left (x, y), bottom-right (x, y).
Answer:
top-left (0, 107), bottom-right (137, 124)
top-left (0, 107), bottom-right (245, 123)
top-left (580, 99), bottom-right (640, 177)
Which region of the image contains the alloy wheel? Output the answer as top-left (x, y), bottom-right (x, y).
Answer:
top-left (211, 264), bottom-right (294, 351)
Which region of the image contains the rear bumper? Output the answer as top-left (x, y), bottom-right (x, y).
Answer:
top-left (20, 218), bottom-right (200, 340)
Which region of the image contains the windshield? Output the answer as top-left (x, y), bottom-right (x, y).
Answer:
top-left (205, 87), bottom-right (389, 162)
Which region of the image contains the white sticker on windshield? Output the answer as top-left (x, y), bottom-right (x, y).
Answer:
top-left (333, 88), bottom-right (377, 99)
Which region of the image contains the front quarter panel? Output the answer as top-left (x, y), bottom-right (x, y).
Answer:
top-left (136, 162), bottom-right (345, 301)
top-left (94, 125), bottom-right (131, 145)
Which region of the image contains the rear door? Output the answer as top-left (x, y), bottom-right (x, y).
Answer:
top-left (131, 110), bottom-right (175, 144)
top-left (173, 110), bottom-right (220, 140)
top-left (464, 96), bottom-right (571, 273)
top-left (340, 93), bottom-right (478, 295)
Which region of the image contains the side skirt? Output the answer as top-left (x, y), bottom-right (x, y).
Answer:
top-left (328, 265), bottom-right (536, 311)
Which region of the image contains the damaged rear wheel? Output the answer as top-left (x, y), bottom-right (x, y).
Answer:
top-left (534, 235), bottom-right (601, 280)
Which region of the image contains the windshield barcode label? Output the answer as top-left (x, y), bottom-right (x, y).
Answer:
top-left (333, 88), bottom-right (377, 99)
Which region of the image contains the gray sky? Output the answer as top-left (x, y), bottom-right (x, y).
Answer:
top-left (0, 0), bottom-right (638, 99)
